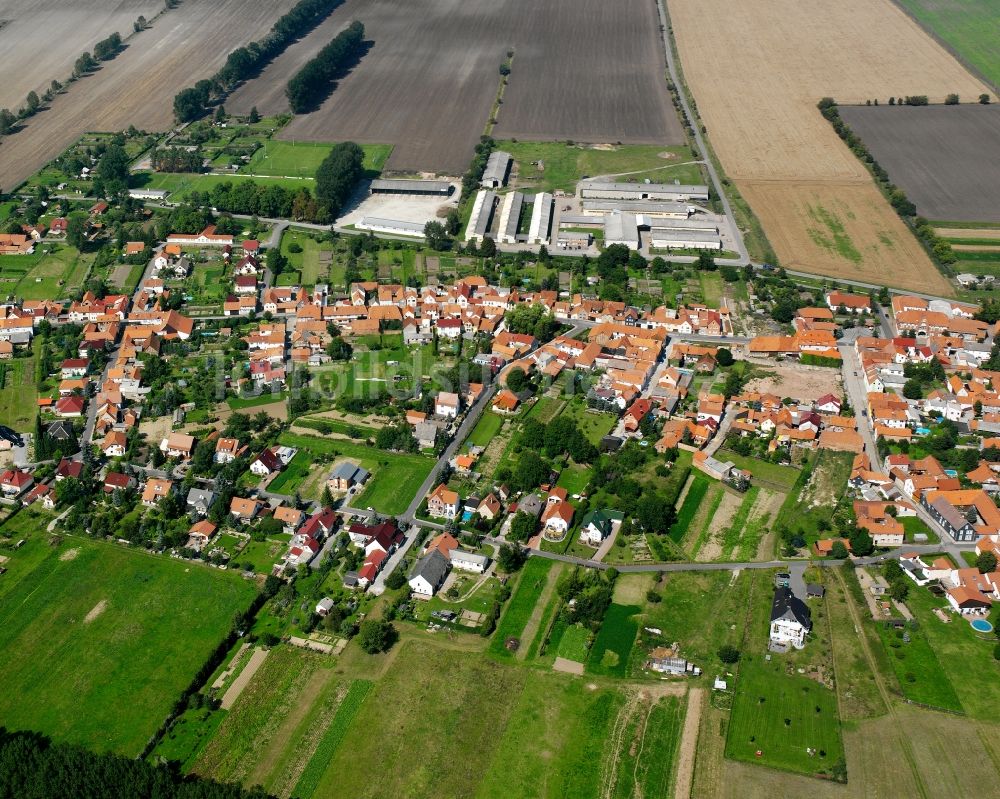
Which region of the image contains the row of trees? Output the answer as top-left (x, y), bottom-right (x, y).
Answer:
top-left (151, 146), bottom-right (203, 173)
top-left (187, 180), bottom-right (326, 222)
top-left (286, 21), bottom-right (366, 113)
top-left (315, 140), bottom-right (365, 220)
top-left (817, 98), bottom-right (957, 271)
top-left (0, 728), bottom-right (276, 799)
top-left (174, 0), bottom-right (343, 121)
top-left (92, 32), bottom-right (124, 61)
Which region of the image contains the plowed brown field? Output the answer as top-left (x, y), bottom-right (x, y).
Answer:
top-left (0, 0), bottom-right (296, 191)
top-left (669, 0), bottom-right (987, 294)
top-left (0, 0), bottom-right (162, 111)
top-left (241, 0), bottom-right (679, 174)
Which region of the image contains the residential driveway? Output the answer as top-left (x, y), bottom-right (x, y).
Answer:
top-left (788, 561), bottom-right (807, 601)
top-left (369, 524), bottom-right (421, 595)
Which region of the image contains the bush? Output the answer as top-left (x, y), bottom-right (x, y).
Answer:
top-left (718, 644), bottom-right (740, 664)
top-left (645, 589), bottom-right (662, 603)
top-left (356, 618), bottom-right (396, 654)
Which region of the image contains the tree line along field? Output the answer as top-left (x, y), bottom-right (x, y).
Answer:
top-left (893, 0), bottom-right (1000, 91)
top-left (669, 0), bottom-right (986, 293)
top-left (0, 534), bottom-right (256, 755)
top-left (0, 0), bottom-right (300, 192)
top-left (0, 0), bottom-right (162, 111)
top-left (228, 0), bottom-right (680, 174)
top-left (837, 104), bottom-right (1000, 223)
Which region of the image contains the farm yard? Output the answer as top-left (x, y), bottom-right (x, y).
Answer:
top-left (0, 536), bottom-right (256, 756)
top-left (838, 104), bottom-right (1000, 222)
top-left (0, 0), bottom-right (162, 111)
top-left (0, 0), bottom-right (300, 191)
top-left (235, 0), bottom-right (683, 174)
top-left (669, 0), bottom-right (985, 293)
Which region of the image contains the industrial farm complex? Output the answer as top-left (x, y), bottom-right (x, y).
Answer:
top-left (0, 1), bottom-right (999, 798)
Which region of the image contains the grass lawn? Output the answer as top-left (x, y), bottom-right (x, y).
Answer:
top-left (669, 474), bottom-right (709, 543)
top-left (227, 390), bottom-right (287, 410)
top-left (499, 140), bottom-right (703, 193)
top-left (555, 464), bottom-right (591, 496)
top-left (700, 271), bottom-right (724, 306)
top-left (555, 623), bottom-right (590, 663)
top-left (267, 450), bottom-right (312, 494)
top-left (894, 0), bottom-right (1000, 88)
top-left (279, 432), bottom-right (434, 516)
top-left (234, 538), bottom-right (287, 574)
top-left (874, 619), bottom-right (962, 713)
top-left (899, 587), bottom-right (999, 718)
top-left (560, 400), bottom-right (617, 445)
top-left (488, 557), bottom-right (554, 657)
top-left (715, 449), bottom-right (800, 491)
top-left (0, 357), bottom-right (37, 431)
top-left (244, 141), bottom-right (393, 179)
top-left (412, 577), bottom-right (504, 627)
top-left (0, 539), bottom-right (255, 755)
top-left (586, 603), bottom-right (640, 677)
top-left (726, 656), bottom-right (844, 776)
top-left (279, 228), bottom-right (325, 286)
top-left (0, 244), bottom-right (91, 300)
top-left (465, 411), bottom-right (503, 448)
top-left (901, 514), bottom-right (938, 543)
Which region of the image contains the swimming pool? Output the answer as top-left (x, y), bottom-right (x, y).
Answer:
top-left (971, 619), bottom-right (993, 633)
top-left (916, 427), bottom-right (930, 436)
top-left (462, 510), bottom-right (473, 522)
top-left (945, 469), bottom-right (959, 477)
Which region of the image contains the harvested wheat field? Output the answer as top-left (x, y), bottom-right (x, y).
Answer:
top-left (0, 0), bottom-right (162, 111)
top-left (0, 0), bottom-right (297, 191)
top-left (262, 0), bottom-right (680, 174)
top-left (669, 0), bottom-right (987, 293)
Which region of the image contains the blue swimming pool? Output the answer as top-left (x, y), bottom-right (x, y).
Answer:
top-left (971, 619), bottom-right (993, 633)
top-left (916, 427), bottom-right (931, 436)
top-left (945, 469), bottom-right (959, 477)
top-left (462, 510), bottom-right (473, 522)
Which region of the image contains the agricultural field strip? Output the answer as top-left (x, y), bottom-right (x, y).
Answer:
top-left (669, 0), bottom-right (983, 292)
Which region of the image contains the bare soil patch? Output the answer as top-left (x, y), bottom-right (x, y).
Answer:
top-left (694, 490), bottom-right (742, 562)
top-left (670, 0), bottom-right (984, 292)
top-left (0, 0), bottom-right (298, 190)
top-left (936, 227), bottom-right (1000, 240)
top-left (59, 547), bottom-right (80, 561)
top-left (743, 360), bottom-right (842, 401)
top-left (953, 244), bottom-right (1000, 252)
top-left (220, 647), bottom-right (270, 710)
top-left (552, 656), bottom-right (585, 675)
top-left (839, 104), bottom-right (1000, 223)
top-left (83, 599), bottom-right (107, 624)
top-left (674, 687), bottom-right (702, 799)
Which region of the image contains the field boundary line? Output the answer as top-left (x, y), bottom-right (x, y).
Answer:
top-left (674, 688), bottom-right (702, 799)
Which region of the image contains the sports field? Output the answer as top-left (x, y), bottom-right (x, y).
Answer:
top-left (893, 0), bottom-right (1000, 90)
top-left (243, 140), bottom-right (393, 179)
top-left (670, 0), bottom-right (985, 292)
top-left (0, 538), bottom-right (256, 755)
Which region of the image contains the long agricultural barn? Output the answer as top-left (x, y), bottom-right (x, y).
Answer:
top-left (580, 180), bottom-right (709, 203)
top-left (369, 179), bottom-right (452, 196)
top-left (356, 217), bottom-right (427, 238)
top-left (481, 151), bottom-right (512, 189)
top-left (129, 188), bottom-right (170, 201)
top-left (642, 217), bottom-right (719, 233)
top-left (528, 193), bottom-right (553, 245)
top-left (604, 211), bottom-right (640, 251)
top-left (581, 199), bottom-right (693, 218)
top-left (650, 229), bottom-right (723, 251)
top-left (464, 189), bottom-right (497, 242)
top-left (497, 191), bottom-right (525, 245)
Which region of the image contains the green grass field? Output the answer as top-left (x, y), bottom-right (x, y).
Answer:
top-left (894, 0), bottom-right (1000, 89)
top-left (499, 141), bottom-right (704, 194)
top-left (0, 539), bottom-right (255, 755)
top-left (244, 141), bottom-right (393, 179)
top-left (874, 620), bottom-right (962, 713)
top-left (0, 357), bottom-right (38, 431)
top-left (555, 464), bottom-right (591, 496)
top-left (465, 411), bottom-right (503, 448)
top-left (559, 401), bottom-right (617, 446)
top-left (488, 557), bottom-right (554, 657)
top-left (0, 244), bottom-right (91, 301)
top-left (266, 450), bottom-right (312, 494)
top-left (715, 450), bottom-right (801, 491)
top-left (726, 657), bottom-right (844, 776)
top-left (586, 603), bottom-right (640, 677)
top-left (279, 432), bottom-right (434, 515)
top-left (669, 474), bottom-right (709, 543)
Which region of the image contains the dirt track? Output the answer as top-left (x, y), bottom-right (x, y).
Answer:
top-left (674, 688), bottom-right (702, 799)
top-left (0, 0), bottom-right (297, 191)
top-left (670, 0), bottom-right (986, 293)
